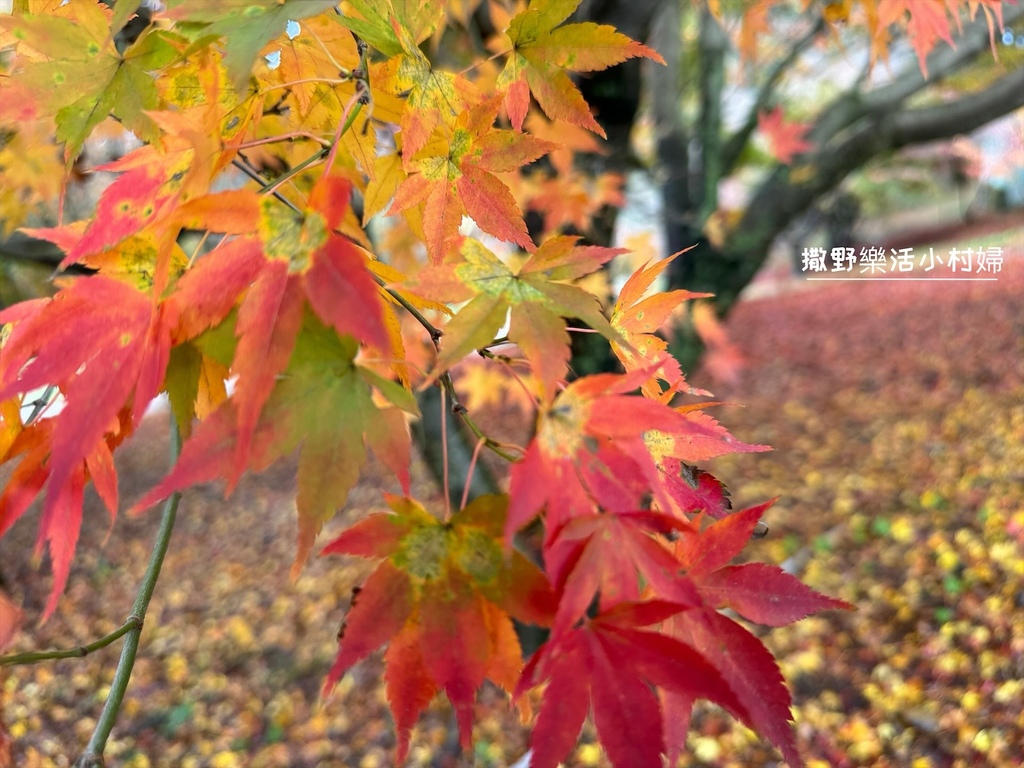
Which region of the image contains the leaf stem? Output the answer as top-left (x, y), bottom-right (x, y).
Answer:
top-left (441, 371), bottom-right (522, 462)
top-left (0, 618), bottom-right (140, 667)
top-left (370, 274), bottom-right (442, 341)
top-left (259, 146), bottom-right (331, 200)
top-left (367, 276), bottom-right (523, 462)
top-left (24, 385), bottom-right (58, 425)
top-left (235, 132), bottom-right (332, 150)
top-left (74, 418), bottom-right (183, 768)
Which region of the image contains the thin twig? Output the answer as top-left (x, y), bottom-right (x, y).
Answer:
top-left (441, 371), bottom-right (522, 461)
top-left (440, 385), bottom-right (451, 520)
top-left (24, 385), bottom-right (58, 425)
top-left (461, 437), bottom-right (488, 511)
top-left (235, 132), bottom-right (332, 149)
top-left (259, 146), bottom-right (330, 201)
top-left (0, 618), bottom-right (140, 667)
top-left (74, 418), bottom-right (183, 768)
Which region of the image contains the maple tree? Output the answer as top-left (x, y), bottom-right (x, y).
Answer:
top-left (0, 0), bottom-right (1013, 766)
top-left (545, 0), bottom-right (1024, 374)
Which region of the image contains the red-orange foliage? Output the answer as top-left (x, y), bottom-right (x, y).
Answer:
top-left (1, 0), bottom-right (990, 763)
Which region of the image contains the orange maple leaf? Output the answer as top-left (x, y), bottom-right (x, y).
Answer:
top-left (758, 107), bottom-right (814, 164)
top-left (610, 252), bottom-right (710, 400)
top-left (389, 96), bottom-right (555, 263)
top-left (320, 495), bottom-right (555, 763)
top-left (878, 0), bottom-right (955, 75)
top-left (413, 235), bottom-right (624, 402)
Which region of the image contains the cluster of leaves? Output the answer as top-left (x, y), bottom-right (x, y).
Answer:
top-left (3, 233), bottom-right (1019, 765)
top-left (11, 0), bottom-right (983, 764)
top-left (731, 0), bottom-right (1008, 72)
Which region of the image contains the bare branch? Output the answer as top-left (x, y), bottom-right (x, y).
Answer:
top-left (715, 66), bottom-right (1024, 314)
top-left (808, 3), bottom-right (1024, 147)
top-left (721, 15), bottom-right (827, 175)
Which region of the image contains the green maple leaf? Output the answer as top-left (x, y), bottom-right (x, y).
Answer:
top-left (252, 313), bottom-right (417, 571)
top-left (496, 0), bottom-right (664, 135)
top-left (334, 0), bottom-right (444, 57)
top-left (164, 0), bottom-right (339, 88)
top-left (1, 0), bottom-right (179, 163)
top-left (133, 313), bottom-right (418, 575)
top-left (415, 236), bottom-right (625, 402)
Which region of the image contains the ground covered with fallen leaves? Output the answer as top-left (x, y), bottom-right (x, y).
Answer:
top-left (1, 233), bottom-right (1022, 768)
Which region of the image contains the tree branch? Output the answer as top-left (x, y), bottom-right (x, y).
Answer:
top-left (808, 3), bottom-right (1024, 147)
top-left (888, 66), bottom-right (1024, 145)
top-left (862, 3), bottom-right (1024, 114)
top-left (721, 15), bottom-right (827, 175)
top-left (0, 618), bottom-right (140, 667)
top-left (74, 419), bottom-right (183, 768)
top-left (715, 66), bottom-right (1024, 315)
top-left (697, 6), bottom-right (728, 221)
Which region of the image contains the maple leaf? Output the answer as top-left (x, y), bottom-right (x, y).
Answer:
top-left (544, 510), bottom-right (699, 635)
top-left (0, 275), bottom-right (170, 488)
top-left (737, 0), bottom-right (773, 60)
top-left (259, 14), bottom-right (359, 118)
top-left (0, 2), bottom-right (180, 164)
top-left (524, 111), bottom-right (605, 175)
top-left (455, 359), bottom-right (538, 415)
top-left (388, 96), bottom-right (555, 263)
top-left (507, 371), bottom-right (769, 542)
top-left (524, 168), bottom-right (625, 237)
top-left (320, 494), bottom-right (555, 763)
top-left (878, 0), bottom-right (956, 75)
top-left (758, 107), bottom-right (814, 164)
top-left (414, 235), bottom-right (622, 401)
top-left (0, 420), bottom-right (121, 620)
top-left (517, 600), bottom-right (749, 768)
top-left (162, 342), bottom-right (230, 438)
top-left (163, 176), bottom-right (390, 479)
top-left (659, 500), bottom-right (853, 766)
top-left (163, 0), bottom-right (339, 89)
top-left (674, 500), bottom-right (853, 623)
top-left (352, 0), bottom-right (478, 161)
top-left (610, 252), bottom-right (710, 400)
top-left (132, 313), bottom-right (417, 573)
top-left (334, 0), bottom-right (444, 58)
top-left (496, 0), bottom-right (664, 135)
top-left (0, 121), bottom-right (64, 234)
top-left (0, 270), bottom-right (175, 617)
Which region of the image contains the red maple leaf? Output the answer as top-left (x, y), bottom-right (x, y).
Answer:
top-left (0, 276), bottom-right (174, 616)
top-left (516, 600), bottom-right (749, 768)
top-left (0, 409), bottom-right (128, 620)
top-left (544, 510), bottom-right (698, 634)
top-left (663, 500), bottom-right (854, 765)
top-left (507, 370), bottom-right (770, 543)
top-left (164, 174), bottom-right (390, 483)
top-left (758, 107), bottom-right (814, 164)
